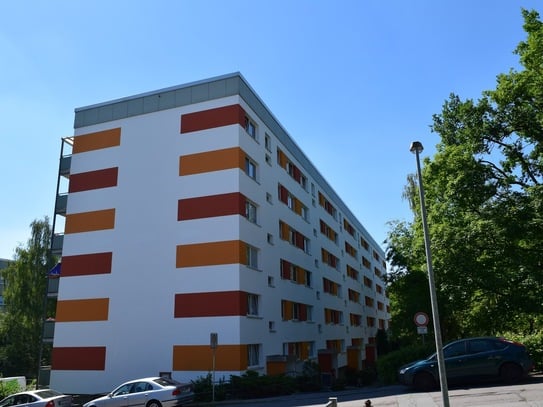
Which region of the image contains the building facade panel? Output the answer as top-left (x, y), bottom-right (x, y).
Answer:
top-left (56, 298), bottom-right (109, 322)
top-left (68, 167), bottom-right (119, 193)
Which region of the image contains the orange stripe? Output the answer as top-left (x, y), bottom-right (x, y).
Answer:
top-left (176, 240), bottom-right (242, 268)
top-left (73, 128), bottom-right (121, 154)
top-left (179, 147), bottom-right (244, 176)
top-left (172, 345), bottom-right (247, 371)
top-left (52, 346), bottom-right (106, 370)
top-left (56, 298), bottom-right (109, 322)
top-left (65, 209), bottom-right (115, 234)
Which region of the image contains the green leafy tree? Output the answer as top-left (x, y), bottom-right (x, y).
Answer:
top-left (386, 9), bottom-right (543, 342)
top-left (0, 217), bottom-right (56, 377)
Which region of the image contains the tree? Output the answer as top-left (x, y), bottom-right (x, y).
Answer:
top-left (386, 9), bottom-right (543, 341)
top-left (0, 217), bottom-right (56, 377)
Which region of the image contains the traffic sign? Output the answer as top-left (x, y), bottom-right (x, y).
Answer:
top-left (414, 312), bottom-right (429, 327)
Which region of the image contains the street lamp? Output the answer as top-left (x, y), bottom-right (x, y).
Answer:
top-left (410, 141), bottom-right (450, 407)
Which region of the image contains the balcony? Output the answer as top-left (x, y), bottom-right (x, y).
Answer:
top-left (51, 234), bottom-right (64, 256)
top-left (42, 320), bottom-right (55, 342)
top-left (55, 194), bottom-right (67, 216)
top-left (59, 155), bottom-right (71, 176)
top-left (47, 277), bottom-right (59, 296)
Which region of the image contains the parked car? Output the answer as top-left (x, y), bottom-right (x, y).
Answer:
top-left (83, 377), bottom-right (194, 407)
top-left (398, 337), bottom-right (534, 391)
top-left (0, 389), bottom-right (72, 407)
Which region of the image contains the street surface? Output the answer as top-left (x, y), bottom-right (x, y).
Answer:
top-left (198, 373), bottom-right (543, 406)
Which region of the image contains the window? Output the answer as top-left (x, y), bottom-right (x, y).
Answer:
top-left (306, 305), bottom-right (313, 321)
top-left (268, 276), bottom-right (274, 287)
top-left (283, 341), bottom-right (314, 360)
top-left (265, 154), bottom-right (272, 165)
top-left (247, 293), bottom-right (259, 316)
top-left (292, 302), bottom-right (300, 320)
top-left (245, 200), bottom-right (257, 223)
top-left (267, 233), bottom-right (274, 244)
top-left (247, 344), bottom-right (260, 366)
top-left (265, 134), bottom-right (271, 151)
top-left (245, 116), bottom-right (257, 139)
top-left (266, 192), bottom-right (272, 203)
top-left (268, 321), bottom-right (275, 331)
top-left (245, 157), bottom-right (257, 180)
top-left (246, 245), bottom-right (258, 269)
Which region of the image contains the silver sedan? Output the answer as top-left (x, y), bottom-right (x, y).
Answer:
top-left (83, 377), bottom-right (194, 407)
top-left (0, 389), bottom-right (72, 407)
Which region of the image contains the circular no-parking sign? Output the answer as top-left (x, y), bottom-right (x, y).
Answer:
top-left (414, 312), bottom-right (429, 327)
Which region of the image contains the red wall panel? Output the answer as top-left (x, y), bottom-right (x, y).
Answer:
top-left (69, 167), bottom-right (118, 193)
top-left (180, 104), bottom-right (246, 133)
top-left (52, 346), bottom-right (106, 370)
top-left (61, 252), bottom-right (113, 277)
top-left (174, 291), bottom-right (247, 317)
top-left (178, 192), bottom-right (245, 220)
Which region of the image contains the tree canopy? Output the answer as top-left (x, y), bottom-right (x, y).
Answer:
top-left (386, 9), bottom-right (543, 342)
top-left (0, 217), bottom-right (56, 378)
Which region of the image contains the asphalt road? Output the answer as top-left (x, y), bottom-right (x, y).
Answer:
top-left (198, 373), bottom-right (543, 407)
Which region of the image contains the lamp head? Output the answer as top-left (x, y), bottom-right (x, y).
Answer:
top-left (410, 141), bottom-right (424, 154)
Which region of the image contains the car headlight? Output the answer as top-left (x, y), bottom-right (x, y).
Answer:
top-left (399, 368), bottom-right (408, 375)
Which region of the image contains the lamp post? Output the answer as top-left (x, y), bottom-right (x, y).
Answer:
top-left (410, 141), bottom-right (450, 407)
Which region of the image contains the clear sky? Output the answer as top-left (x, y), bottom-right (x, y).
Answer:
top-left (1, 0), bottom-right (541, 259)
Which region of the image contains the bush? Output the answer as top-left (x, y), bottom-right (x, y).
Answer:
top-left (0, 379), bottom-right (23, 399)
top-left (499, 331), bottom-right (543, 372)
top-left (230, 370), bottom-right (296, 399)
top-left (376, 342), bottom-right (435, 385)
top-left (191, 373), bottom-right (229, 402)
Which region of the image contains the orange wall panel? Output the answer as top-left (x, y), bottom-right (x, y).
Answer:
top-left (178, 192), bottom-right (245, 220)
top-left (56, 298), bottom-right (109, 322)
top-left (176, 240), bottom-right (242, 268)
top-left (173, 344), bottom-right (247, 371)
top-left (65, 209), bottom-right (115, 234)
top-left (180, 104), bottom-right (246, 133)
top-left (174, 291), bottom-right (247, 317)
top-left (61, 252), bottom-right (113, 277)
top-left (73, 128), bottom-right (121, 154)
top-left (52, 346), bottom-right (106, 370)
top-left (179, 147), bottom-right (244, 176)
top-left (267, 360), bottom-right (287, 376)
top-left (69, 167), bottom-right (118, 193)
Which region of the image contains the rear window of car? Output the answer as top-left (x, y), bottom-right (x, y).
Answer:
top-left (153, 377), bottom-right (181, 387)
top-left (35, 390), bottom-right (62, 399)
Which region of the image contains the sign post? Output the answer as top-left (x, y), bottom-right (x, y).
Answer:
top-left (210, 333), bottom-right (218, 402)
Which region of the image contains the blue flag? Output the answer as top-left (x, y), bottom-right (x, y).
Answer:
top-left (48, 262), bottom-right (61, 277)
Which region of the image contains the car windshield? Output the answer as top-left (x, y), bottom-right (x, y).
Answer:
top-left (35, 390), bottom-right (62, 399)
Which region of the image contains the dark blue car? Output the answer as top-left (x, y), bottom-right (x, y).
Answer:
top-left (398, 337), bottom-right (534, 391)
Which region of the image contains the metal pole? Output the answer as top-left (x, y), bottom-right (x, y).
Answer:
top-left (410, 141), bottom-right (450, 407)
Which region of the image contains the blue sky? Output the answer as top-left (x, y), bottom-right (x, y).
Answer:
top-left (1, 1), bottom-right (541, 259)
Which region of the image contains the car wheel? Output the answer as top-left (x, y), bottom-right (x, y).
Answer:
top-left (500, 363), bottom-right (523, 383)
top-left (146, 400), bottom-right (162, 407)
top-left (413, 371), bottom-right (436, 391)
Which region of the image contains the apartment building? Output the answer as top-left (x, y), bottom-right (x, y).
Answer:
top-left (47, 73), bottom-right (389, 395)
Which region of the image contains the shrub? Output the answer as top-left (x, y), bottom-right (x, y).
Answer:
top-left (0, 379), bottom-right (22, 400)
top-left (499, 331), bottom-right (543, 372)
top-left (376, 342), bottom-right (435, 385)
